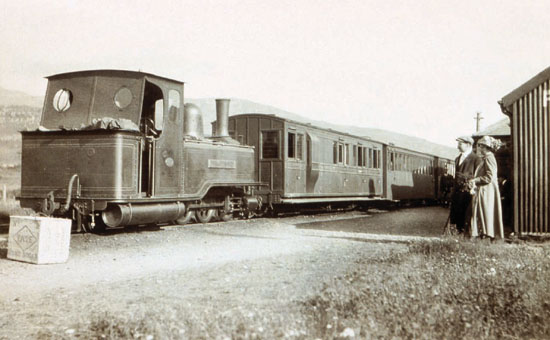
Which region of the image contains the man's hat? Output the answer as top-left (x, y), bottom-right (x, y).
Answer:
top-left (456, 135), bottom-right (474, 144)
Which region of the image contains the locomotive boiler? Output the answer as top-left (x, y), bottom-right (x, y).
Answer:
top-left (18, 70), bottom-right (261, 231)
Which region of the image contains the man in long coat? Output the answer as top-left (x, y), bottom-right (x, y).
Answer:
top-left (450, 136), bottom-right (481, 234)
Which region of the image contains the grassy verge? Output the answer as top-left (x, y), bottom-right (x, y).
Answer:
top-left (303, 239), bottom-right (550, 339)
top-left (36, 239), bottom-right (550, 339)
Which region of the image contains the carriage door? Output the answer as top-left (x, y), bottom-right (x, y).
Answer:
top-left (382, 144), bottom-right (389, 199)
top-left (385, 147), bottom-right (394, 200)
top-left (434, 157), bottom-right (441, 198)
top-left (306, 132), bottom-right (319, 193)
top-left (286, 130), bottom-right (306, 194)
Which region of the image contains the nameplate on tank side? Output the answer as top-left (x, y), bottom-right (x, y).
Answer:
top-left (208, 159), bottom-right (236, 169)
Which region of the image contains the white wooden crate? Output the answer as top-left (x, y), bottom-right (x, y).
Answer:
top-left (7, 216), bottom-right (71, 264)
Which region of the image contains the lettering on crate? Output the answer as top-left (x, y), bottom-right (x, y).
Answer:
top-left (13, 225), bottom-right (37, 251)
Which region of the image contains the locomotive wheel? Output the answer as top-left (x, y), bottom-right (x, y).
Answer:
top-left (176, 210), bottom-right (195, 225)
top-left (196, 209), bottom-right (216, 223)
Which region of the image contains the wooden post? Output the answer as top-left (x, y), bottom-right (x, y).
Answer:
top-left (474, 112), bottom-right (484, 132)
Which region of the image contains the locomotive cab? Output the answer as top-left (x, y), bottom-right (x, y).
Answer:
top-left (19, 70), bottom-right (186, 220)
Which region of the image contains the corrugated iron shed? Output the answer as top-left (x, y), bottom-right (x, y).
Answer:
top-left (500, 67), bottom-right (550, 235)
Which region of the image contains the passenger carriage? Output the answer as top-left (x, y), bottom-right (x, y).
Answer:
top-left (218, 113), bottom-right (453, 209)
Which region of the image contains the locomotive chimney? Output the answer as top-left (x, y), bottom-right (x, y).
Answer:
top-left (215, 98), bottom-right (230, 137)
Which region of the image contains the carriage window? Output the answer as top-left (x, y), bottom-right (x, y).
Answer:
top-left (288, 132), bottom-right (296, 158)
top-left (333, 142), bottom-right (338, 164)
top-left (357, 145), bottom-right (363, 166)
top-left (397, 154), bottom-right (402, 170)
top-left (296, 134), bottom-right (303, 160)
top-left (262, 131), bottom-right (279, 159)
top-left (368, 148), bottom-right (374, 168)
top-left (353, 146), bottom-right (357, 166)
top-left (373, 149), bottom-right (379, 169)
top-left (338, 143), bottom-right (344, 164)
top-left (53, 89), bottom-right (73, 112)
top-left (345, 144), bottom-right (350, 165)
top-left (395, 153), bottom-right (398, 170)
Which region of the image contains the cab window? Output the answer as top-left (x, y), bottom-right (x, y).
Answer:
top-left (154, 99), bottom-right (164, 130)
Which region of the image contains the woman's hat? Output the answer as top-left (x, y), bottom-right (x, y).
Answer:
top-left (477, 135), bottom-right (502, 151)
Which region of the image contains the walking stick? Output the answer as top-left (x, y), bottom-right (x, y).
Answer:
top-left (442, 202), bottom-right (455, 236)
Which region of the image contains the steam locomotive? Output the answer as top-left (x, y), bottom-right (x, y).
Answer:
top-left (18, 70), bottom-right (454, 232)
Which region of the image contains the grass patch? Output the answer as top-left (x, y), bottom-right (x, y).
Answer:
top-left (303, 239), bottom-right (550, 339)
top-left (35, 239), bottom-right (550, 339)
top-left (38, 306), bottom-right (304, 339)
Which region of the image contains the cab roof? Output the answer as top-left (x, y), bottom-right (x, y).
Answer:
top-left (46, 69), bottom-right (184, 85)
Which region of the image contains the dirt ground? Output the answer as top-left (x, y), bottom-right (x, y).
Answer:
top-left (0, 206), bottom-right (448, 339)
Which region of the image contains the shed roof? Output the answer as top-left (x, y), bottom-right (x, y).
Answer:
top-left (500, 66), bottom-right (550, 110)
top-left (473, 117), bottom-right (510, 137)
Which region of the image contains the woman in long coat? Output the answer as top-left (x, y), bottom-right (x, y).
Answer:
top-left (468, 136), bottom-right (504, 239)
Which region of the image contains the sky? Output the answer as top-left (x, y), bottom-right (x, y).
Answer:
top-left (1, 0), bottom-right (550, 147)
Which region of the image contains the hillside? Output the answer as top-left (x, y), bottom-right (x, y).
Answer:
top-left (0, 86), bottom-right (43, 107)
top-left (188, 98), bottom-right (457, 159)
